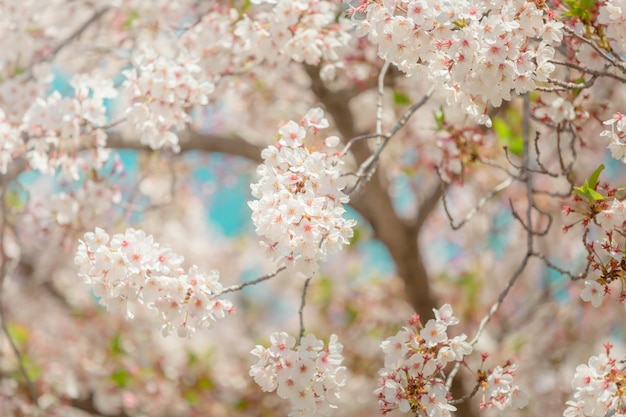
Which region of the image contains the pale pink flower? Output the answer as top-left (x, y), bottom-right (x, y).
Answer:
top-left (580, 280), bottom-right (604, 308)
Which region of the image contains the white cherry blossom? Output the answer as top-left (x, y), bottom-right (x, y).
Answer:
top-left (563, 346), bottom-right (626, 417)
top-left (250, 332), bottom-right (346, 417)
top-left (249, 108), bottom-right (356, 276)
top-left (75, 228), bottom-right (233, 336)
top-left (376, 305), bottom-right (473, 416)
top-left (580, 280), bottom-right (605, 308)
top-left (351, 0), bottom-right (563, 126)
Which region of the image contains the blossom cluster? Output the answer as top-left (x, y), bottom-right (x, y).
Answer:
top-left (248, 108), bottom-right (356, 276)
top-left (249, 332), bottom-right (346, 417)
top-left (46, 179), bottom-right (122, 227)
top-left (20, 74), bottom-right (117, 180)
top-left (597, 0), bottom-right (626, 55)
top-left (375, 304), bottom-right (472, 416)
top-left (576, 217), bottom-right (626, 309)
top-left (480, 362), bottom-right (527, 410)
top-left (0, 109), bottom-right (22, 175)
top-left (566, 196), bottom-right (626, 308)
top-left (566, 195), bottom-right (625, 309)
top-left (563, 113), bottom-right (626, 307)
top-left (123, 49), bottom-right (215, 152)
top-left (602, 113), bottom-right (626, 163)
top-left (75, 227), bottom-right (233, 337)
top-left (434, 120), bottom-right (490, 182)
top-left (183, 1), bottom-right (351, 81)
top-left (563, 344), bottom-right (626, 417)
top-left (563, 166), bottom-right (626, 308)
top-left (235, 1), bottom-right (350, 70)
top-left (377, 304), bottom-right (526, 415)
top-left (351, 0), bottom-right (563, 126)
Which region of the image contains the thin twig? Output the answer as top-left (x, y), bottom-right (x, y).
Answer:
top-left (441, 177), bottom-right (513, 230)
top-left (533, 131), bottom-right (561, 178)
top-left (475, 156), bottom-right (521, 178)
top-left (449, 380), bottom-right (482, 405)
top-left (538, 75), bottom-right (597, 92)
top-left (473, 94), bottom-right (535, 353)
top-left (447, 95), bottom-right (535, 392)
top-left (376, 61), bottom-right (391, 145)
top-left (550, 59), bottom-right (626, 83)
top-left (347, 87), bottom-right (434, 195)
top-left (509, 198), bottom-right (553, 237)
top-left (387, 86), bottom-right (435, 138)
top-left (339, 133), bottom-right (381, 158)
top-left (219, 267), bottom-right (286, 295)
top-left (532, 252), bottom-right (588, 281)
top-left (563, 26), bottom-right (626, 74)
top-left (446, 251), bottom-right (532, 391)
top-left (522, 94), bottom-right (534, 247)
top-left (298, 276), bottom-right (313, 342)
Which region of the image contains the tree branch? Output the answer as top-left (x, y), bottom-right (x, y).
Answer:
top-left (105, 130), bottom-right (264, 162)
top-left (71, 393), bottom-right (130, 417)
top-left (298, 276), bottom-right (313, 342)
top-left (414, 183), bottom-right (445, 232)
top-left (219, 267), bottom-right (286, 295)
top-left (303, 63), bottom-right (439, 319)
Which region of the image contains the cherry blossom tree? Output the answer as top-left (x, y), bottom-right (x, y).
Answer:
top-left (2, 1), bottom-right (626, 417)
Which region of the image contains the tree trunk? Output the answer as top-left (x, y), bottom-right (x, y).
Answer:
top-left (305, 64), bottom-right (478, 417)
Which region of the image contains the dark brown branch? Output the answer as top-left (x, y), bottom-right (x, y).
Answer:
top-left (71, 393), bottom-right (130, 417)
top-left (414, 183), bottom-right (444, 231)
top-left (106, 130), bottom-right (264, 162)
top-left (305, 62), bottom-right (479, 417)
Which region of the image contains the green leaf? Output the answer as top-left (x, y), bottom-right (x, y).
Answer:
top-left (573, 186), bottom-right (604, 201)
top-left (433, 106), bottom-right (445, 131)
top-left (563, 0), bottom-right (597, 21)
top-left (451, 19), bottom-right (466, 29)
top-left (197, 376), bottom-right (213, 390)
top-left (573, 164), bottom-right (606, 202)
top-left (109, 333), bottom-right (125, 356)
top-left (510, 336), bottom-right (525, 353)
top-left (572, 187), bottom-right (591, 200)
top-left (348, 226), bottom-right (361, 246)
top-left (458, 272), bottom-right (478, 305)
top-left (345, 305), bottom-right (358, 325)
top-left (587, 164), bottom-right (604, 189)
top-left (235, 399), bottom-right (249, 411)
top-left (6, 189), bottom-right (25, 211)
top-left (493, 116), bottom-right (523, 156)
top-left (13, 66), bottom-right (26, 76)
top-left (314, 275), bottom-right (333, 308)
top-left (581, 0), bottom-right (597, 10)
top-left (4, 324), bottom-right (41, 381)
top-left (393, 91), bottom-right (411, 106)
top-left (588, 189), bottom-right (605, 201)
top-left (21, 355), bottom-right (42, 381)
top-left (123, 10), bottom-right (139, 29)
top-left (6, 323), bottom-right (29, 347)
top-left (572, 76), bottom-right (586, 96)
top-left (240, 0), bottom-right (252, 14)
top-left (184, 391), bottom-right (199, 405)
top-left (187, 352), bottom-right (199, 366)
top-left (111, 369), bottom-right (131, 388)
